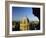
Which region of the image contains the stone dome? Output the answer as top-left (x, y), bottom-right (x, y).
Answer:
top-left (20, 16), bottom-right (29, 23)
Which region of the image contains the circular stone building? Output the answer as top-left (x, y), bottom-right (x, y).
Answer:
top-left (20, 16), bottom-right (30, 31)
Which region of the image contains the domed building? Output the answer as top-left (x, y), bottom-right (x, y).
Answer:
top-left (20, 16), bottom-right (30, 31)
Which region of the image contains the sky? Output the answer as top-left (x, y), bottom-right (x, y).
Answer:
top-left (12, 7), bottom-right (39, 21)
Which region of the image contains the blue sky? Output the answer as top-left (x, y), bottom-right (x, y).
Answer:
top-left (12, 7), bottom-right (39, 21)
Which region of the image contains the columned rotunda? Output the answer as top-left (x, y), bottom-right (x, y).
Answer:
top-left (20, 16), bottom-right (30, 31)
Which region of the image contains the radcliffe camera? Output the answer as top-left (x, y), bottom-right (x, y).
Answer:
top-left (12, 7), bottom-right (40, 31)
